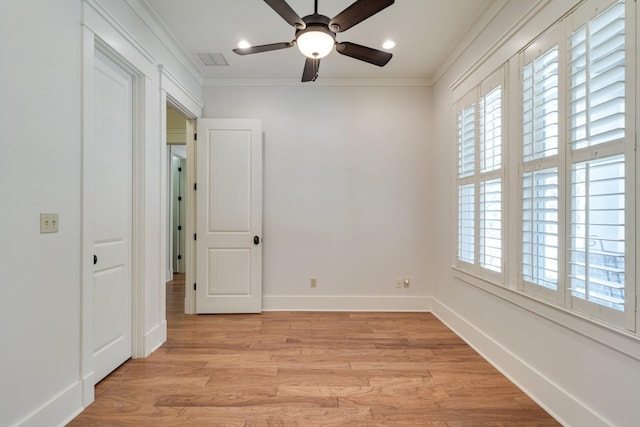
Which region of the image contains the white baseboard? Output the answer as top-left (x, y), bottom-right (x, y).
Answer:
top-left (13, 381), bottom-right (83, 427)
top-left (165, 269), bottom-right (173, 282)
top-left (263, 295), bottom-right (433, 312)
top-left (143, 320), bottom-right (167, 357)
top-left (81, 372), bottom-right (95, 407)
top-left (430, 298), bottom-right (609, 427)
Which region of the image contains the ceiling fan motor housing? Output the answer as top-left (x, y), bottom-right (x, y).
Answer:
top-left (295, 14), bottom-right (336, 58)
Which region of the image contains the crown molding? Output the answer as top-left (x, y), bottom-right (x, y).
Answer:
top-left (202, 77), bottom-right (433, 88)
top-left (126, 0), bottom-right (205, 83)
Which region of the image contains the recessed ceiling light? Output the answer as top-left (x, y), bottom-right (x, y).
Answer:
top-left (382, 40), bottom-right (396, 50)
top-left (237, 40), bottom-right (251, 49)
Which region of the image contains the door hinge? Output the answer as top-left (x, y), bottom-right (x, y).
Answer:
top-left (177, 254), bottom-right (182, 260)
top-left (194, 233), bottom-right (197, 241)
top-left (194, 133), bottom-right (197, 141)
top-left (194, 183), bottom-right (197, 191)
top-left (178, 225), bottom-right (182, 231)
top-left (178, 196), bottom-right (182, 201)
top-left (193, 283), bottom-right (197, 291)
top-left (178, 167), bottom-right (182, 172)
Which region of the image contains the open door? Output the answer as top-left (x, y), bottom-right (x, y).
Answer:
top-left (196, 118), bottom-right (263, 313)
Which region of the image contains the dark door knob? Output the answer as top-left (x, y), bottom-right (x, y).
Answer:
top-left (93, 255), bottom-right (98, 265)
top-left (254, 236), bottom-right (260, 245)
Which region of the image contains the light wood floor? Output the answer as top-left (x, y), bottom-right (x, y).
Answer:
top-left (68, 274), bottom-right (558, 426)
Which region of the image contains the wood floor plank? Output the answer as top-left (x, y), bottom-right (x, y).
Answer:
top-left (68, 274), bottom-right (559, 426)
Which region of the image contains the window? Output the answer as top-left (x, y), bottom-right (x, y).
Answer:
top-left (520, 38), bottom-right (562, 301)
top-left (456, 70), bottom-right (504, 279)
top-left (454, 0), bottom-right (635, 332)
top-left (567, 0), bottom-right (627, 322)
top-left (517, 0), bottom-right (633, 328)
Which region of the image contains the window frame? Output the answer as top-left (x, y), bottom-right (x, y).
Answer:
top-left (455, 67), bottom-right (506, 284)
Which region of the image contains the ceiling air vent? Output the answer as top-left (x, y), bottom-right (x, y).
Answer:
top-left (194, 52), bottom-right (229, 67)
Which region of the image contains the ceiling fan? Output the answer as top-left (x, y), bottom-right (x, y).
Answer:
top-left (233, 0), bottom-right (395, 82)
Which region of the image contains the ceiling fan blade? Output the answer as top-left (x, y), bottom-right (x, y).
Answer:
top-left (329, 0), bottom-right (394, 33)
top-left (264, 0), bottom-right (306, 29)
top-left (302, 57), bottom-right (320, 82)
top-left (336, 42), bottom-right (392, 66)
top-left (233, 42), bottom-right (294, 55)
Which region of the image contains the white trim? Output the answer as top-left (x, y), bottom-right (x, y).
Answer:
top-left (159, 65), bottom-right (203, 118)
top-left (80, 23), bottom-right (150, 408)
top-left (129, 0), bottom-right (205, 82)
top-left (80, 27), bottom-right (96, 408)
top-left (451, 0), bottom-right (582, 99)
top-left (202, 77), bottom-right (432, 88)
top-left (130, 53), bottom-right (147, 360)
top-left (184, 120), bottom-right (197, 314)
top-left (433, 0), bottom-right (511, 85)
top-left (158, 88), bottom-right (198, 316)
top-left (83, 0), bottom-right (156, 77)
top-left (452, 266), bottom-right (640, 360)
top-left (144, 320), bottom-right (167, 356)
top-left (81, 372), bottom-right (94, 408)
top-left (165, 128), bottom-right (173, 284)
top-left (13, 381), bottom-right (83, 427)
top-left (451, 0), bottom-right (551, 94)
top-left (431, 297), bottom-right (611, 427)
top-left (263, 295), bottom-right (433, 312)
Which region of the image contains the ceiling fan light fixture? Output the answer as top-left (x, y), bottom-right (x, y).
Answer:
top-left (296, 26), bottom-right (335, 58)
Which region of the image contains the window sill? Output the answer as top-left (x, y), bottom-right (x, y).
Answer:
top-left (451, 265), bottom-right (640, 361)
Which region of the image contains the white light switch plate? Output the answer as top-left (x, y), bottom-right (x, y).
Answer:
top-left (40, 213), bottom-right (59, 233)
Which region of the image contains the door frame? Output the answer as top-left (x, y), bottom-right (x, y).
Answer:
top-left (185, 118), bottom-right (197, 314)
top-left (80, 30), bottom-right (146, 404)
top-left (162, 100), bottom-right (198, 314)
top-left (81, 0), bottom-right (205, 408)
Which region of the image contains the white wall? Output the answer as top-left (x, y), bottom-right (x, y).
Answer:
top-left (0, 1), bottom-right (83, 425)
top-left (0, 0), bottom-right (202, 425)
top-left (203, 84), bottom-right (432, 311)
top-left (429, 1), bottom-right (640, 426)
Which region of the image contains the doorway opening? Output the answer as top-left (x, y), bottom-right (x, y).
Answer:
top-left (166, 105), bottom-right (188, 280)
top-left (165, 103), bottom-right (196, 314)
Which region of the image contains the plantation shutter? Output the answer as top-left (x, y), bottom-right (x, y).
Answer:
top-left (457, 99), bottom-right (476, 266)
top-left (520, 40), bottom-right (561, 297)
top-left (479, 84), bottom-right (503, 273)
top-left (568, 0), bottom-right (625, 150)
top-left (567, 0), bottom-right (628, 325)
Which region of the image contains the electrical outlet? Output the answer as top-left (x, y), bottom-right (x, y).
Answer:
top-left (395, 278), bottom-right (403, 288)
top-left (40, 213), bottom-right (59, 233)
top-left (403, 278), bottom-right (410, 288)
top-left (310, 278), bottom-right (317, 288)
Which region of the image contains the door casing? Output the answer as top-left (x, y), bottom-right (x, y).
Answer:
top-left (81, 31), bottom-right (146, 404)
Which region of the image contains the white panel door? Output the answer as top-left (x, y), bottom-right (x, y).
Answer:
top-left (196, 119), bottom-right (262, 313)
top-left (92, 50), bottom-right (132, 383)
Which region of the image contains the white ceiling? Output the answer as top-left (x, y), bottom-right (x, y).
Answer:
top-left (142, 0), bottom-right (495, 83)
